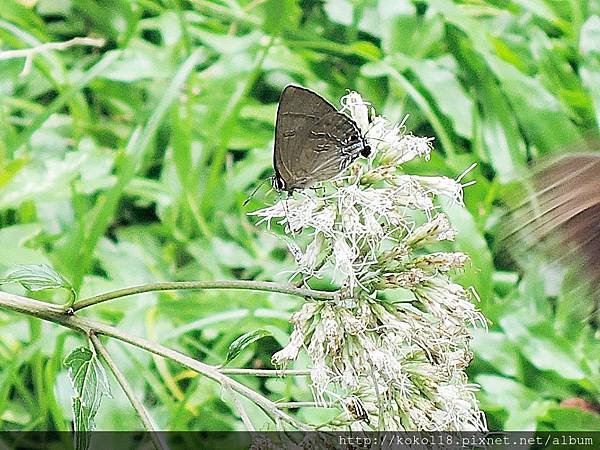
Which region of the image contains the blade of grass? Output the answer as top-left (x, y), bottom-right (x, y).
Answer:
top-left (368, 60), bottom-right (459, 160)
top-left (28, 319), bottom-right (49, 427)
top-left (90, 334), bottom-right (169, 450)
top-left (0, 20), bottom-right (96, 149)
top-left (171, 95), bottom-right (211, 237)
top-left (45, 331), bottom-right (70, 431)
top-left (145, 307), bottom-right (185, 402)
top-left (7, 50), bottom-right (119, 153)
top-left (0, 342), bottom-right (40, 428)
top-left (67, 48), bottom-right (204, 288)
top-left (199, 39), bottom-right (272, 216)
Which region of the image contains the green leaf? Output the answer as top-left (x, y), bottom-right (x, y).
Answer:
top-left (410, 57), bottom-right (474, 139)
top-left (261, 0), bottom-right (300, 35)
top-left (0, 224), bottom-right (48, 268)
top-left (432, 0), bottom-right (583, 154)
top-left (0, 151), bottom-right (88, 210)
top-left (64, 347), bottom-right (111, 450)
top-left (476, 375), bottom-right (553, 430)
top-left (99, 41), bottom-right (174, 82)
top-left (446, 28), bottom-right (527, 182)
top-left (223, 329), bottom-right (273, 366)
top-left (484, 55), bottom-right (583, 154)
top-left (378, 4), bottom-right (443, 57)
top-left (323, 0), bottom-right (353, 26)
top-left (444, 194), bottom-right (494, 301)
top-left (471, 330), bottom-right (520, 377)
top-left (546, 406), bottom-right (600, 431)
top-left (363, 59), bottom-right (460, 159)
top-left (500, 314), bottom-right (587, 381)
top-left (349, 41), bottom-right (382, 60)
top-left (510, 0), bottom-right (564, 28)
top-left (2, 263), bottom-right (72, 292)
top-left (580, 16), bottom-right (600, 130)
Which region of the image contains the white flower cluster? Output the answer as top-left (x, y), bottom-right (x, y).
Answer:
top-left (252, 92), bottom-right (487, 431)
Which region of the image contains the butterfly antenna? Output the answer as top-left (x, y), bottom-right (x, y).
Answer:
top-left (365, 136), bottom-right (387, 143)
top-left (243, 177), bottom-right (270, 206)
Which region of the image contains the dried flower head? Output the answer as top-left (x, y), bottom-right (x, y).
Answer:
top-left (252, 91), bottom-right (486, 431)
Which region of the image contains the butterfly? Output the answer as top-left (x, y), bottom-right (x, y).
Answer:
top-left (272, 85), bottom-right (371, 192)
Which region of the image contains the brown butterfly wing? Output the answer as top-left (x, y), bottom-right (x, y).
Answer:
top-left (293, 112), bottom-right (364, 187)
top-left (273, 85), bottom-right (337, 190)
top-left (273, 86), bottom-right (366, 191)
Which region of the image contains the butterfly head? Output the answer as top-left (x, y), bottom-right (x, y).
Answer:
top-left (271, 173), bottom-right (287, 192)
top-left (360, 140), bottom-right (371, 158)
top-left (347, 130), bottom-right (371, 158)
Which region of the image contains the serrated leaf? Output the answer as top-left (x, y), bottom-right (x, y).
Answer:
top-left (223, 329), bottom-right (273, 366)
top-left (64, 347), bottom-right (111, 450)
top-left (2, 263), bottom-right (73, 292)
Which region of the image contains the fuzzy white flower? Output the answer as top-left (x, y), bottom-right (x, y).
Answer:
top-left (411, 175), bottom-right (465, 206)
top-left (394, 134), bottom-right (434, 164)
top-left (271, 327), bottom-right (304, 366)
top-left (310, 362), bottom-right (331, 406)
top-left (308, 205), bottom-right (336, 235)
top-left (407, 213), bottom-right (456, 246)
top-left (341, 91), bottom-right (371, 132)
top-left (253, 90), bottom-right (486, 432)
top-left (332, 236), bottom-right (358, 287)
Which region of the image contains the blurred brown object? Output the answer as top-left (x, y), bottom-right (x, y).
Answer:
top-left (498, 153), bottom-right (600, 320)
top-left (560, 397), bottom-right (600, 415)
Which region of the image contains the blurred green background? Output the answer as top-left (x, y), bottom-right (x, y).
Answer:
top-left (0, 0), bottom-right (599, 432)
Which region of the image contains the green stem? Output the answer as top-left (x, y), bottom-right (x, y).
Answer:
top-left (219, 368), bottom-right (310, 376)
top-left (227, 386), bottom-right (255, 431)
top-left (60, 287), bottom-right (77, 313)
top-left (275, 402), bottom-right (334, 409)
top-left (0, 290), bottom-right (310, 431)
top-left (90, 334), bottom-right (168, 450)
top-left (72, 280), bottom-right (338, 311)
